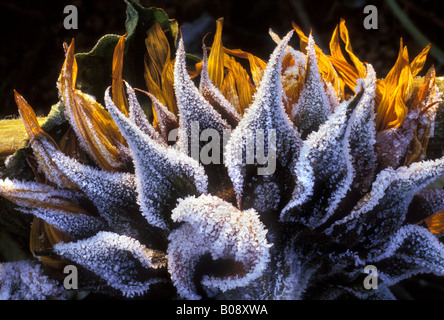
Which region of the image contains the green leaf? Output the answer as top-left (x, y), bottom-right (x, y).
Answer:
top-left (75, 0), bottom-right (179, 115)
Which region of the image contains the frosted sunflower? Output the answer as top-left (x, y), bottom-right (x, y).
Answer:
top-left (1, 14), bottom-right (444, 300)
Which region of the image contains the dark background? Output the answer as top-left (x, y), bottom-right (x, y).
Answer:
top-left (1, 0), bottom-right (443, 119)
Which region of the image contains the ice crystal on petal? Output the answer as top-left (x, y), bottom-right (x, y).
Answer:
top-left (407, 189), bottom-right (444, 224)
top-left (199, 44), bottom-right (241, 127)
top-left (328, 157), bottom-right (444, 247)
top-left (0, 178), bottom-right (103, 238)
top-left (125, 82), bottom-right (164, 145)
top-left (225, 31), bottom-right (301, 214)
top-left (174, 38), bottom-right (231, 153)
top-left (42, 140), bottom-right (143, 235)
top-left (167, 195), bottom-right (271, 299)
top-left (368, 225), bottom-right (444, 286)
top-left (105, 86), bottom-right (208, 230)
top-left (291, 35), bottom-right (336, 139)
top-left (140, 89), bottom-right (179, 144)
top-left (347, 65), bottom-right (377, 194)
top-left (0, 260), bottom-right (66, 300)
top-left (53, 231), bottom-right (167, 298)
top-left (282, 97), bottom-right (355, 227)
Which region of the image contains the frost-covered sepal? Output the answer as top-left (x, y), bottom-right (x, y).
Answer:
top-left (0, 178), bottom-right (102, 238)
top-left (281, 96), bottom-right (356, 228)
top-left (167, 195), bottom-right (271, 299)
top-left (174, 38), bottom-right (232, 190)
top-left (42, 140), bottom-right (138, 226)
top-left (0, 260), bottom-right (66, 300)
top-left (224, 31), bottom-right (301, 214)
top-left (368, 225), bottom-right (444, 286)
top-left (327, 157), bottom-right (444, 247)
top-left (105, 86), bottom-right (208, 231)
top-left (199, 44), bottom-right (241, 127)
top-left (125, 82), bottom-right (164, 145)
top-left (53, 231), bottom-right (167, 298)
top-left (291, 34), bottom-right (337, 139)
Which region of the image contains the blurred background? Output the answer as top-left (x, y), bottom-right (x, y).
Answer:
top-left (0, 0), bottom-right (443, 118)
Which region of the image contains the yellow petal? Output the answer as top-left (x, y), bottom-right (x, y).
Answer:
top-left (222, 47), bottom-right (267, 87)
top-left (160, 58), bottom-right (177, 114)
top-left (30, 217), bottom-right (72, 269)
top-left (328, 20), bottom-right (364, 94)
top-left (425, 210), bottom-right (444, 235)
top-left (144, 24), bottom-right (177, 116)
top-left (410, 43), bottom-right (431, 77)
top-left (338, 19), bottom-right (366, 79)
top-left (112, 34), bottom-right (129, 117)
top-left (145, 23), bottom-right (171, 86)
top-left (220, 70), bottom-right (241, 113)
top-left (375, 41), bottom-right (412, 131)
top-left (223, 54), bottom-right (256, 114)
top-left (14, 90), bottom-right (77, 189)
top-left (58, 40), bottom-right (126, 172)
top-left (208, 18), bottom-right (225, 89)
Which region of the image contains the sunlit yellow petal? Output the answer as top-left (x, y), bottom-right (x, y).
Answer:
top-left (410, 43), bottom-right (431, 77)
top-left (58, 40), bottom-right (126, 172)
top-left (145, 23), bottom-right (171, 86)
top-left (222, 47), bottom-right (267, 87)
top-left (208, 18), bottom-right (225, 89)
top-left (220, 70), bottom-right (240, 113)
top-left (338, 19), bottom-right (366, 79)
top-left (14, 90), bottom-right (77, 189)
top-left (30, 217), bottom-right (72, 269)
top-left (112, 34), bottom-right (129, 117)
top-left (375, 41), bottom-right (412, 131)
top-left (223, 54), bottom-right (256, 114)
top-left (328, 21), bottom-right (363, 94)
top-left (161, 58), bottom-right (177, 114)
top-left (425, 210), bottom-right (444, 235)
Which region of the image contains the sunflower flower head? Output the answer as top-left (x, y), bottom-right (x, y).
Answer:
top-left (1, 3), bottom-right (444, 301)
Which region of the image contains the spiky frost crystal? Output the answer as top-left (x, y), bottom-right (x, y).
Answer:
top-left (2, 25), bottom-right (444, 301)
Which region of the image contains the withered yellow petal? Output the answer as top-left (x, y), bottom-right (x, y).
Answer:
top-left (328, 20), bottom-right (364, 94)
top-left (375, 41), bottom-right (412, 131)
top-left (222, 47), bottom-right (267, 87)
top-left (14, 90), bottom-right (77, 189)
top-left (410, 43), bottom-right (431, 77)
top-left (425, 210), bottom-right (444, 235)
top-left (112, 34), bottom-right (129, 117)
top-left (223, 54), bottom-right (255, 114)
top-left (338, 19), bottom-right (366, 79)
top-left (58, 40), bottom-right (126, 172)
top-left (208, 18), bottom-right (225, 89)
top-left (161, 58), bottom-right (177, 114)
top-left (145, 23), bottom-right (171, 86)
top-left (293, 22), bottom-right (344, 100)
top-left (220, 70), bottom-right (241, 113)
